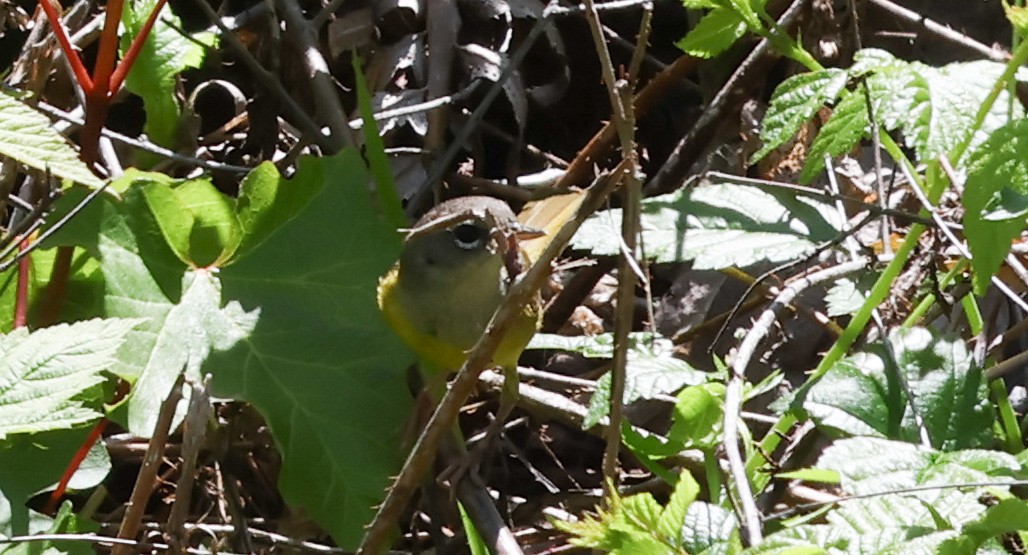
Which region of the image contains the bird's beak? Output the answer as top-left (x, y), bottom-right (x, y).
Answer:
top-left (513, 224), bottom-right (545, 241)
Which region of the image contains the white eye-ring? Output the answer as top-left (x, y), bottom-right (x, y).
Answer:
top-left (452, 222), bottom-right (488, 250)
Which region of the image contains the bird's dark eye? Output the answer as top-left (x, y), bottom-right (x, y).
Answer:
top-left (452, 223), bottom-right (488, 250)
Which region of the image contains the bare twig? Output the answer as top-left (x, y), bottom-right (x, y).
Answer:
top-left (867, 0), bottom-right (1011, 62)
top-left (188, 0), bottom-right (336, 152)
top-left (646, 0), bottom-right (807, 195)
top-left (724, 259), bottom-right (869, 545)
top-left (580, 0), bottom-right (639, 497)
top-left (274, 0), bottom-right (351, 149)
top-left (112, 374), bottom-right (185, 555)
top-left (166, 376), bottom-right (213, 553)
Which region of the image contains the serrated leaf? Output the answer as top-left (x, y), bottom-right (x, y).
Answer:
top-left (890, 328), bottom-right (993, 450)
top-left (743, 524), bottom-right (843, 554)
top-left (680, 502), bottom-right (740, 555)
top-left (572, 176), bottom-right (843, 268)
top-left (120, 0), bottom-right (216, 157)
top-left (847, 48), bottom-right (902, 77)
top-left (752, 68), bottom-right (849, 163)
top-left (0, 318), bottom-right (140, 438)
top-left (0, 91), bottom-right (101, 188)
top-left (799, 88), bottom-right (869, 182)
top-left (528, 331), bottom-right (625, 358)
top-left (657, 470), bottom-right (699, 543)
top-left (583, 335), bottom-right (710, 429)
top-left (912, 61), bottom-right (1018, 163)
top-left (676, 7), bottom-right (748, 59)
top-left (818, 437), bottom-right (1018, 498)
top-left (1005, 1), bottom-right (1028, 36)
top-left (824, 277), bottom-right (871, 317)
top-left (963, 119), bottom-right (1028, 295)
top-left (803, 327), bottom-right (993, 450)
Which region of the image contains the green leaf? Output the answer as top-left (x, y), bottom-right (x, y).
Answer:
top-left (40, 176), bottom-right (260, 437)
top-left (953, 498), bottom-right (1028, 548)
top-left (210, 150), bottom-right (414, 549)
top-left (749, 438), bottom-right (1022, 555)
top-left (803, 328), bottom-right (993, 450)
top-left (555, 488), bottom-right (671, 554)
top-left (775, 468), bottom-right (841, 483)
top-left (0, 247), bottom-right (103, 332)
top-left (657, 470), bottom-right (700, 543)
top-left (680, 502), bottom-right (740, 555)
top-left (120, 0), bottom-right (216, 157)
top-left (910, 61), bottom-right (1018, 163)
top-left (233, 162), bottom-right (322, 259)
top-left (981, 187), bottom-right (1028, 221)
top-left (676, 7), bottom-right (748, 59)
top-left (1005, 1), bottom-right (1028, 36)
top-left (582, 335), bottom-right (711, 429)
top-left (818, 437), bottom-right (1019, 498)
top-left (963, 119), bottom-right (1028, 295)
top-left (666, 385), bottom-right (722, 447)
top-left (799, 88), bottom-right (869, 182)
top-left (0, 90), bottom-right (102, 188)
top-left (0, 428), bottom-right (108, 550)
top-left (0, 318), bottom-right (140, 438)
top-left (890, 328), bottom-right (993, 450)
top-left (572, 176), bottom-right (843, 268)
top-left (824, 277), bottom-right (872, 317)
top-left (751, 69), bottom-right (849, 163)
top-left (126, 269), bottom-right (258, 435)
top-left (681, 0), bottom-right (719, 8)
top-left (140, 174), bottom-right (242, 267)
top-left (743, 524), bottom-right (840, 554)
top-left (40, 150), bottom-right (412, 549)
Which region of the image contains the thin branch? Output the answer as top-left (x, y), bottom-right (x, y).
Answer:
top-left (724, 259), bottom-right (869, 546)
top-left (867, 0), bottom-right (1011, 62)
top-left (112, 374), bottom-right (185, 555)
top-left (188, 0), bottom-right (336, 152)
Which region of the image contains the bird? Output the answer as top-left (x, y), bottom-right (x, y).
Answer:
top-left (377, 195), bottom-right (542, 379)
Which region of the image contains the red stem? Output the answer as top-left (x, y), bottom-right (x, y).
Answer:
top-left (13, 237), bottom-right (31, 328)
top-left (108, 0), bottom-right (169, 94)
top-left (38, 245), bottom-right (73, 326)
top-left (44, 418), bottom-right (109, 515)
top-left (90, 0), bottom-right (125, 100)
top-left (37, 0), bottom-right (93, 93)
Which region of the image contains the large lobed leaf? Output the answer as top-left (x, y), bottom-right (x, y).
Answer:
top-left (40, 151), bottom-right (414, 549)
top-left (210, 152), bottom-right (414, 549)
